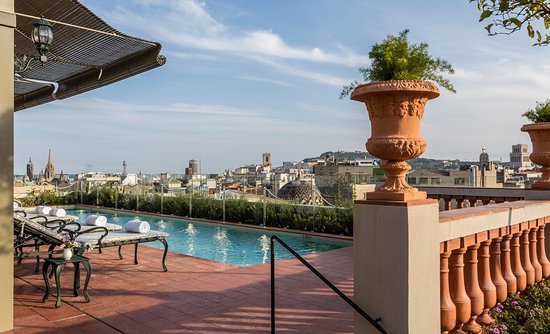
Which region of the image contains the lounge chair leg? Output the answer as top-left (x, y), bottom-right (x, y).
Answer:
top-left (160, 238), bottom-right (168, 272)
top-left (134, 244), bottom-right (138, 265)
top-left (42, 261), bottom-right (51, 303)
top-left (118, 245), bottom-right (123, 260)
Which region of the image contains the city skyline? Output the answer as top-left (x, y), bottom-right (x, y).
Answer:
top-left (14, 0), bottom-right (550, 174)
top-left (17, 146), bottom-right (523, 176)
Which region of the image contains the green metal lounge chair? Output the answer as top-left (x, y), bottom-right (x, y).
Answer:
top-left (14, 213), bottom-right (169, 272)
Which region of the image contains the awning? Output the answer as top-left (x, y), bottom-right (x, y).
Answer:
top-left (14, 0), bottom-right (166, 111)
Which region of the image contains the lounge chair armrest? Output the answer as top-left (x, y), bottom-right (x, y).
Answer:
top-left (55, 221), bottom-right (82, 233)
top-left (75, 226), bottom-right (109, 244)
top-left (29, 215), bottom-right (49, 224)
top-left (14, 209), bottom-right (26, 217)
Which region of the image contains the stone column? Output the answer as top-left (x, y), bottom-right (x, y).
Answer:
top-left (0, 1), bottom-right (15, 331)
top-left (354, 199), bottom-right (439, 333)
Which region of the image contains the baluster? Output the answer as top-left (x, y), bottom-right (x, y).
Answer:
top-left (477, 240), bottom-right (496, 325)
top-left (449, 248), bottom-right (470, 334)
top-left (537, 225), bottom-right (550, 277)
top-left (511, 232), bottom-right (527, 292)
top-left (502, 234), bottom-right (518, 294)
top-left (457, 199), bottom-right (465, 209)
top-left (530, 227), bottom-right (542, 282)
top-left (489, 237), bottom-right (507, 302)
top-left (520, 229), bottom-right (535, 285)
top-left (444, 198), bottom-right (452, 211)
top-left (441, 251), bottom-right (456, 334)
top-left (463, 244), bottom-right (482, 333)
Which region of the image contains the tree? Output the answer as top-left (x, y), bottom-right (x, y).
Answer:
top-left (471, 0), bottom-right (550, 46)
top-left (340, 29), bottom-right (455, 99)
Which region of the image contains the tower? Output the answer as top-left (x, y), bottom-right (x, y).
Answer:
top-left (479, 147), bottom-right (489, 170)
top-left (509, 144), bottom-right (531, 170)
top-left (189, 159), bottom-right (199, 175)
top-left (26, 157), bottom-right (34, 181)
top-left (122, 160), bottom-right (127, 175)
top-left (262, 152), bottom-right (271, 168)
top-left (44, 149), bottom-right (56, 182)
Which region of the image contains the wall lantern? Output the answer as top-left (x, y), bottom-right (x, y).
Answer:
top-left (14, 16), bottom-right (54, 74)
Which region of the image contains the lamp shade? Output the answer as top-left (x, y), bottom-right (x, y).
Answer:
top-left (31, 17), bottom-right (53, 61)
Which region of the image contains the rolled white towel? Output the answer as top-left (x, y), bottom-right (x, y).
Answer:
top-left (125, 219), bottom-right (150, 233)
top-left (50, 208), bottom-right (66, 217)
top-left (85, 215), bottom-right (107, 227)
top-left (36, 206), bottom-right (52, 215)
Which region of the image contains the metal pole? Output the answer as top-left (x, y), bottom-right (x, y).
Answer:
top-left (189, 187), bottom-right (192, 217)
top-left (312, 179), bottom-right (316, 232)
top-left (263, 188), bottom-right (267, 226)
top-left (270, 237), bottom-right (275, 334)
top-left (136, 185), bottom-right (139, 212)
top-left (160, 185), bottom-right (164, 215)
top-left (222, 186), bottom-right (226, 221)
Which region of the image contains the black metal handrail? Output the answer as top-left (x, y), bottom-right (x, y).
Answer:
top-left (270, 235), bottom-right (387, 334)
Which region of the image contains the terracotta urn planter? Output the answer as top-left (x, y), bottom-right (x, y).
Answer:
top-left (521, 123), bottom-right (550, 189)
top-left (351, 80), bottom-right (440, 201)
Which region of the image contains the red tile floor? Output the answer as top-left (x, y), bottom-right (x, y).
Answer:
top-left (6, 244), bottom-right (355, 333)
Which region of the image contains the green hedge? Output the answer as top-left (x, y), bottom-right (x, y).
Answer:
top-left (24, 187), bottom-right (353, 236)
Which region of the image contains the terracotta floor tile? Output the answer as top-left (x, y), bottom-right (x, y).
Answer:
top-left (7, 245), bottom-right (354, 333)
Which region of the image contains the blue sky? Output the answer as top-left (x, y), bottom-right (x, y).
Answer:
top-left (14, 0), bottom-right (550, 174)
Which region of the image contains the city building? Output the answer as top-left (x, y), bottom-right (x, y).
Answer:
top-left (313, 157), bottom-right (380, 188)
top-left (509, 143), bottom-right (532, 169)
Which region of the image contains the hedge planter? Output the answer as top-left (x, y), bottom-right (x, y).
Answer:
top-left (351, 80), bottom-right (440, 201)
top-left (521, 123), bottom-right (550, 190)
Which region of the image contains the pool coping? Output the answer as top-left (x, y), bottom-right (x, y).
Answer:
top-left (52, 204), bottom-right (353, 242)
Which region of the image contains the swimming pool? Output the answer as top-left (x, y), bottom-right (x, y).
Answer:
top-left (66, 208), bottom-right (352, 267)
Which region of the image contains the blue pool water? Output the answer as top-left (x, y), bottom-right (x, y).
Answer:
top-left (65, 209), bottom-right (351, 267)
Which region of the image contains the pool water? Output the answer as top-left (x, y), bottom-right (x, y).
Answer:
top-left (66, 209), bottom-right (352, 267)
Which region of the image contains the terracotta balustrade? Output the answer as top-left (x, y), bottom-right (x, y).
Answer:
top-left (520, 229), bottom-right (535, 285)
top-left (441, 250), bottom-right (455, 334)
top-left (489, 237), bottom-right (508, 302)
top-left (538, 225), bottom-right (550, 277)
top-left (501, 234), bottom-right (517, 295)
top-left (439, 202), bottom-right (550, 333)
top-left (477, 240), bottom-right (496, 325)
top-left (449, 247), bottom-right (470, 334)
top-left (530, 226), bottom-right (543, 282)
top-left (511, 231), bottom-right (527, 292)
top-left (421, 187), bottom-right (525, 211)
top-left (463, 244), bottom-right (483, 333)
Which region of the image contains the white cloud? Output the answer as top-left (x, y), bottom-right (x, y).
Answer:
top-left (103, 0), bottom-right (364, 86)
top-left (237, 76), bottom-right (294, 87)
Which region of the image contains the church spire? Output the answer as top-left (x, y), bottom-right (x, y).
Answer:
top-left (44, 149), bottom-right (56, 182)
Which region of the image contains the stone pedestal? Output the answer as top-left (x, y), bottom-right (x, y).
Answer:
top-left (354, 199), bottom-right (440, 333)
